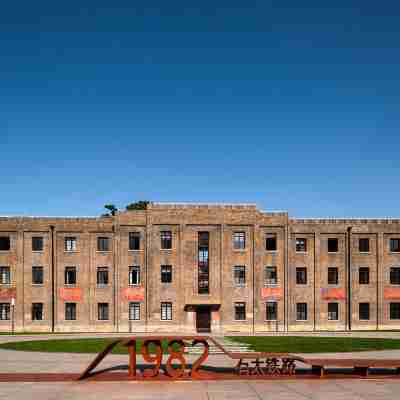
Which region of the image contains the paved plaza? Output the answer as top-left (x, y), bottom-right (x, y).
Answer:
top-left (1, 333), bottom-right (400, 399)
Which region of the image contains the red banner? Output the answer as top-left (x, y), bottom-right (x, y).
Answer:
top-left (60, 288), bottom-right (82, 301)
top-left (384, 288), bottom-right (400, 300)
top-left (123, 287), bottom-right (145, 301)
top-left (261, 287), bottom-right (282, 300)
top-left (0, 287), bottom-right (16, 300)
top-left (321, 288), bottom-right (345, 300)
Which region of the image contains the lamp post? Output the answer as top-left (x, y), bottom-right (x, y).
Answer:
top-left (11, 297), bottom-right (15, 334)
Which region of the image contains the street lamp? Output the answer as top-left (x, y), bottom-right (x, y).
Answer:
top-left (11, 298), bottom-right (15, 334)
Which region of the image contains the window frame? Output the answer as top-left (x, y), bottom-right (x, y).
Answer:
top-left (64, 266), bottom-right (77, 286)
top-left (232, 231), bottom-right (246, 250)
top-left (32, 302), bottom-right (44, 321)
top-left (296, 302), bottom-right (308, 321)
top-left (327, 302), bottom-right (339, 321)
top-left (234, 302), bottom-right (246, 321)
top-left (32, 236), bottom-right (44, 252)
top-left (390, 238), bottom-right (400, 253)
top-left (97, 303), bottom-right (109, 321)
top-left (359, 238), bottom-right (370, 253)
top-left (97, 237), bottom-right (110, 252)
top-left (390, 267), bottom-right (400, 285)
top-left (65, 302), bottom-right (77, 321)
top-left (359, 302), bottom-right (370, 321)
top-left (0, 237), bottom-right (10, 252)
top-left (390, 303), bottom-right (400, 320)
top-left (358, 267), bottom-right (370, 285)
top-left (265, 235), bottom-right (277, 252)
top-left (160, 231), bottom-right (172, 250)
top-left (233, 265), bottom-right (246, 286)
top-left (64, 237), bottom-right (77, 252)
top-left (129, 232), bottom-right (141, 251)
top-left (265, 301), bottom-right (278, 321)
top-left (327, 267), bottom-right (339, 285)
top-left (0, 266), bottom-right (11, 285)
top-left (264, 266), bottom-right (278, 286)
top-left (129, 266), bottom-right (141, 286)
top-left (296, 267), bottom-right (307, 285)
top-left (295, 238), bottom-right (307, 253)
top-left (161, 302), bottom-right (173, 321)
top-left (97, 267), bottom-right (109, 286)
top-left (160, 265), bottom-right (173, 284)
top-left (129, 302), bottom-right (141, 320)
top-left (327, 238), bottom-right (339, 253)
top-left (0, 303), bottom-right (11, 320)
top-left (32, 266), bottom-right (44, 285)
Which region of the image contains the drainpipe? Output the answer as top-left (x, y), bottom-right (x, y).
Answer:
top-left (50, 225), bottom-right (55, 333)
top-left (347, 226), bottom-right (352, 331)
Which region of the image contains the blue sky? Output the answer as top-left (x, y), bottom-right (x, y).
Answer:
top-left (1, 1), bottom-right (399, 218)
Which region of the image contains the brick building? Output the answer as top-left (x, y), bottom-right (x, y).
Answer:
top-left (1, 203), bottom-right (400, 333)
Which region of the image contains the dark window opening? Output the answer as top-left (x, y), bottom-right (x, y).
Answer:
top-left (129, 302), bottom-right (140, 320)
top-left (129, 266), bottom-right (140, 285)
top-left (328, 303), bottom-right (339, 320)
top-left (161, 265), bottom-right (172, 283)
top-left (328, 238), bottom-right (338, 253)
top-left (328, 267), bottom-right (339, 285)
top-left (65, 303), bottom-right (76, 320)
top-left (160, 231), bottom-right (172, 249)
top-left (359, 267), bottom-right (370, 285)
top-left (0, 267), bottom-right (11, 285)
top-left (161, 302), bottom-right (172, 320)
top-left (390, 267), bottom-right (400, 285)
top-left (296, 267), bottom-right (307, 285)
top-left (265, 266), bottom-right (277, 285)
top-left (64, 267), bottom-right (76, 285)
top-left (97, 267), bottom-right (109, 285)
top-left (296, 238), bottom-right (307, 252)
top-left (0, 303), bottom-right (10, 320)
top-left (234, 302), bottom-right (246, 320)
top-left (32, 237), bottom-right (43, 252)
top-left (359, 303), bottom-right (370, 320)
top-left (390, 303), bottom-right (400, 320)
top-left (296, 303), bottom-right (308, 321)
top-left (265, 302), bottom-right (277, 321)
top-left (359, 238), bottom-right (370, 253)
top-left (97, 237), bottom-right (110, 252)
top-left (98, 303), bottom-right (109, 320)
top-left (0, 237), bottom-right (10, 251)
top-left (32, 266), bottom-right (43, 285)
top-left (390, 239), bottom-right (400, 253)
top-left (32, 303), bottom-right (43, 320)
top-left (234, 266), bottom-right (246, 285)
top-left (233, 232), bottom-right (246, 250)
top-left (198, 232), bottom-right (209, 294)
top-left (129, 232), bottom-right (140, 250)
top-left (265, 235), bottom-right (277, 251)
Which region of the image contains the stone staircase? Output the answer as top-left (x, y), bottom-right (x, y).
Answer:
top-left (185, 337), bottom-right (251, 355)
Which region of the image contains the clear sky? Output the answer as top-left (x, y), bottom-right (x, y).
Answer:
top-left (1, 1), bottom-right (399, 218)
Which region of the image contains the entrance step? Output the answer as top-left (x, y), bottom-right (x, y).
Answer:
top-left (185, 337), bottom-right (251, 355)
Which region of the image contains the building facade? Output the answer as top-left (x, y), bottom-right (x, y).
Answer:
top-left (1, 203), bottom-right (400, 333)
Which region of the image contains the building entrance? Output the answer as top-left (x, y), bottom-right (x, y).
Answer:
top-left (196, 306), bottom-right (211, 333)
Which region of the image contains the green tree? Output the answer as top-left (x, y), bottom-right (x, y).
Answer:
top-left (103, 204), bottom-right (118, 216)
top-left (125, 200), bottom-right (151, 211)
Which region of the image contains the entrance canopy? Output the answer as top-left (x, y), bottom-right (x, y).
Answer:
top-left (184, 304), bottom-right (220, 311)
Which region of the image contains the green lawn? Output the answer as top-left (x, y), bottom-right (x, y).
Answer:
top-left (0, 338), bottom-right (181, 354)
top-left (0, 336), bottom-right (400, 354)
top-left (228, 336), bottom-right (400, 353)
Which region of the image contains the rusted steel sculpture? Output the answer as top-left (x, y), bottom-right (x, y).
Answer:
top-left (79, 336), bottom-right (300, 380)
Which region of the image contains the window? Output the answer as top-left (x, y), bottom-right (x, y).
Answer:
top-left (32, 237), bottom-right (43, 252)
top-left (0, 237), bottom-right (10, 251)
top-left (296, 238), bottom-right (307, 252)
top-left (64, 237), bottom-right (77, 252)
top-left (98, 303), bottom-right (109, 320)
top-left (390, 303), bottom-right (400, 320)
top-left (161, 302), bottom-right (172, 320)
top-left (359, 303), bottom-right (370, 321)
top-left (234, 302), bottom-right (246, 320)
top-left (65, 303), bottom-right (76, 320)
top-left (233, 232), bottom-right (245, 250)
top-left (129, 302), bottom-right (140, 320)
top-left (359, 267), bottom-right (370, 285)
top-left (265, 235), bottom-right (277, 251)
top-left (129, 266), bottom-right (140, 285)
top-left (390, 239), bottom-right (400, 253)
top-left (0, 267), bottom-right (11, 285)
top-left (160, 231), bottom-right (172, 250)
top-left (296, 267), bottom-right (307, 285)
top-left (32, 303), bottom-right (43, 321)
top-left (161, 265), bottom-right (172, 283)
top-left (198, 232), bottom-right (209, 294)
top-left (97, 237), bottom-right (110, 252)
top-left (233, 266), bottom-right (246, 286)
top-left (296, 303), bottom-right (308, 321)
top-left (359, 238), bottom-right (370, 253)
top-left (32, 266), bottom-right (43, 285)
top-left (64, 267), bottom-right (77, 285)
top-left (390, 267), bottom-right (400, 285)
top-left (129, 232), bottom-right (140, 250)
top-left (265, 302), bottom-right (277, 320)
top-left (265, 266), bottom-right (277, 285)
top-left (97, 267), bottom-right (109, 285)
top-left (328, 238), bottom-right (338, 253)
top-left (0, 303), bottom-right (10, 320)
top-left (328, 267), bottom-right (339, 285)
top-left (328, 303), bottom-right (339, 320)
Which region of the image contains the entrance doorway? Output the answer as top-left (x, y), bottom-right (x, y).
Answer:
top-left (196, 307), bottom-right (211, 333)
